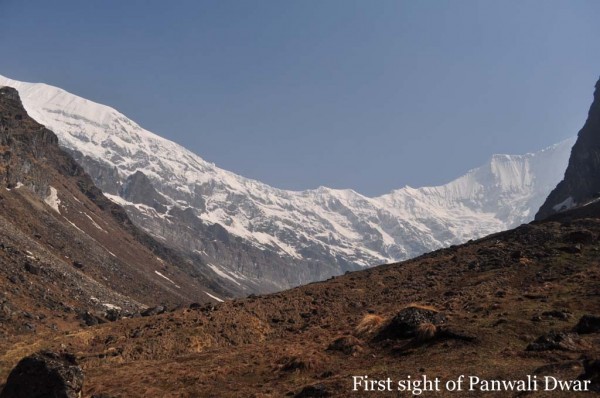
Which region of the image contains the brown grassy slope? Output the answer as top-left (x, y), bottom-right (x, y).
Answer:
top-left (1, 215), bottom-right (599, 397)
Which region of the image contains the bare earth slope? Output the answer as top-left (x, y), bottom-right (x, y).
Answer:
top-left (1, 207), bottom-right (599, 397)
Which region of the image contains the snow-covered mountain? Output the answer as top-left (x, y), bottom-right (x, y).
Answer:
top-left (0, 74), bottom-right (575, 291)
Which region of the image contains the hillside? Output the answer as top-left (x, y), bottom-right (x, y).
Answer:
top-left (1, 205), bottom-right (598, 396)
top-left (0, 86), bottom-right (234, 340)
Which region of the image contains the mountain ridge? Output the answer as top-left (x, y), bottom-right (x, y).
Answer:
top-left (0, 85), bottom-right (236, 339)
top-left (0, 74), bottom-right (575, 290)
top-left (537, 77), bottom-right (600, 220)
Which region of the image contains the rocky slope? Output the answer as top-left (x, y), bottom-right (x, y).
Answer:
top-left (0, 86), bottom-right (233, 340)
top-left (537, 77), bottom-right (600, 220)
top-left (1, 201), bottom-right (599, 397)
top-left (0, 75), bottom-right (575, 291)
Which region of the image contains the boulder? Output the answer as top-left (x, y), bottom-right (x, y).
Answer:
top-left (0, 351), bottom-right (83, 398)
top-left (541, 310), bottom-right (571, 321)
top-left (579, 359), bottom-right (600, 392)
top-left (78, 311), bottom-right (105, 327)
top-left (526, 331), bottom-right (586, 352)
top-left (104, 308), bottom-right (122, 322)
top-left (141, 305), bottom-right (166, 317)
top-left (294, 384), bottom-right (331, 398)
top-left (574, 315), bottom-right (600, 334)
top-left (374, 306), bottom-right (445, 341)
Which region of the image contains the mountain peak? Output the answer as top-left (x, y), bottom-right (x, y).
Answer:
top-left (536, 77), bottom-right (600, 220)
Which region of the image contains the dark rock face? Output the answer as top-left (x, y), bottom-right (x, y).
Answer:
top-left (0, 351), bottom-right (84, 398)
top-left (119, 170), bottom-right (167, 212)
top-left (68, 148), bottom-right (351, 294)
top-left (536, 78), bottom-right (600, 220)
top-left (63, 148), bottom-right (122, 195)
top-left (0, 87), bottom-right (58, 196)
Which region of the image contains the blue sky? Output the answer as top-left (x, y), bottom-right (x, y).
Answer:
top-left (1, 0), bottom-right (599, 195)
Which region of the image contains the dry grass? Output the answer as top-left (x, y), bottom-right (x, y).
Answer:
top-left (404, 303), bottom-right (440, 312)
top-left (354, 314), bottom-right (385, 337)
top-left (327, 335), bottom-right (362, 355)
top-left (2, 215), bottom-right (599, 397)
top-left (416, 322), bottom-right (438, 341)
top-left (278, 350), bottom-right (326, 373)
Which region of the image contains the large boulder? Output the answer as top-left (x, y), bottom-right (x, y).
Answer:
top-left (579, 359), bottom-right (600, 392)
top-left (0, 351), bottom-right (83, 398)
top-left (294, 384), bottom-right (331, 398)
top-left (374, 305), bottom-right (446, 341)
top-left (574, 315), bottom-right (600, 334)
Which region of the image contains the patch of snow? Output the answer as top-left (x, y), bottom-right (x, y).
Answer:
top-left (552, 196), bottom-right (576, 212)
top-left (44, 186), bottom-right (61, 213)
top-left (207, 263), bottom-right (241, 286)
top-left (104, 193), bottom-right (131, 206)
top-left (65, 219), bottom-right (85, 234)
top-left (0, 74), bottom-right (577, 276)
top-left (583, 197), bottom-right (600, 207)
top-left (83, 212), bottom-right (107, 232)
top-left (25, 250), bottom-right (37, 261)
top-left (154, 270), bottom-right (180, 288)
top-left (204, 291), bottom-right (224, 302)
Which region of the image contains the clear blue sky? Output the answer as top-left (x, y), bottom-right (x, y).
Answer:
top-left (1, 1), bottom-right (599, 196)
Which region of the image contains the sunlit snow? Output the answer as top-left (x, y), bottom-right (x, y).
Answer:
top-left (0, 74), bottom-right (576, 272)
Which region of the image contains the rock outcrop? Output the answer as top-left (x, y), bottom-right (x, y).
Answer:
top-left (536, 78), bottom-right (600, 220)
top-left (119, 170), bottom-right (168, 212)
top-left (0, 351), bottom-right (83, 398)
